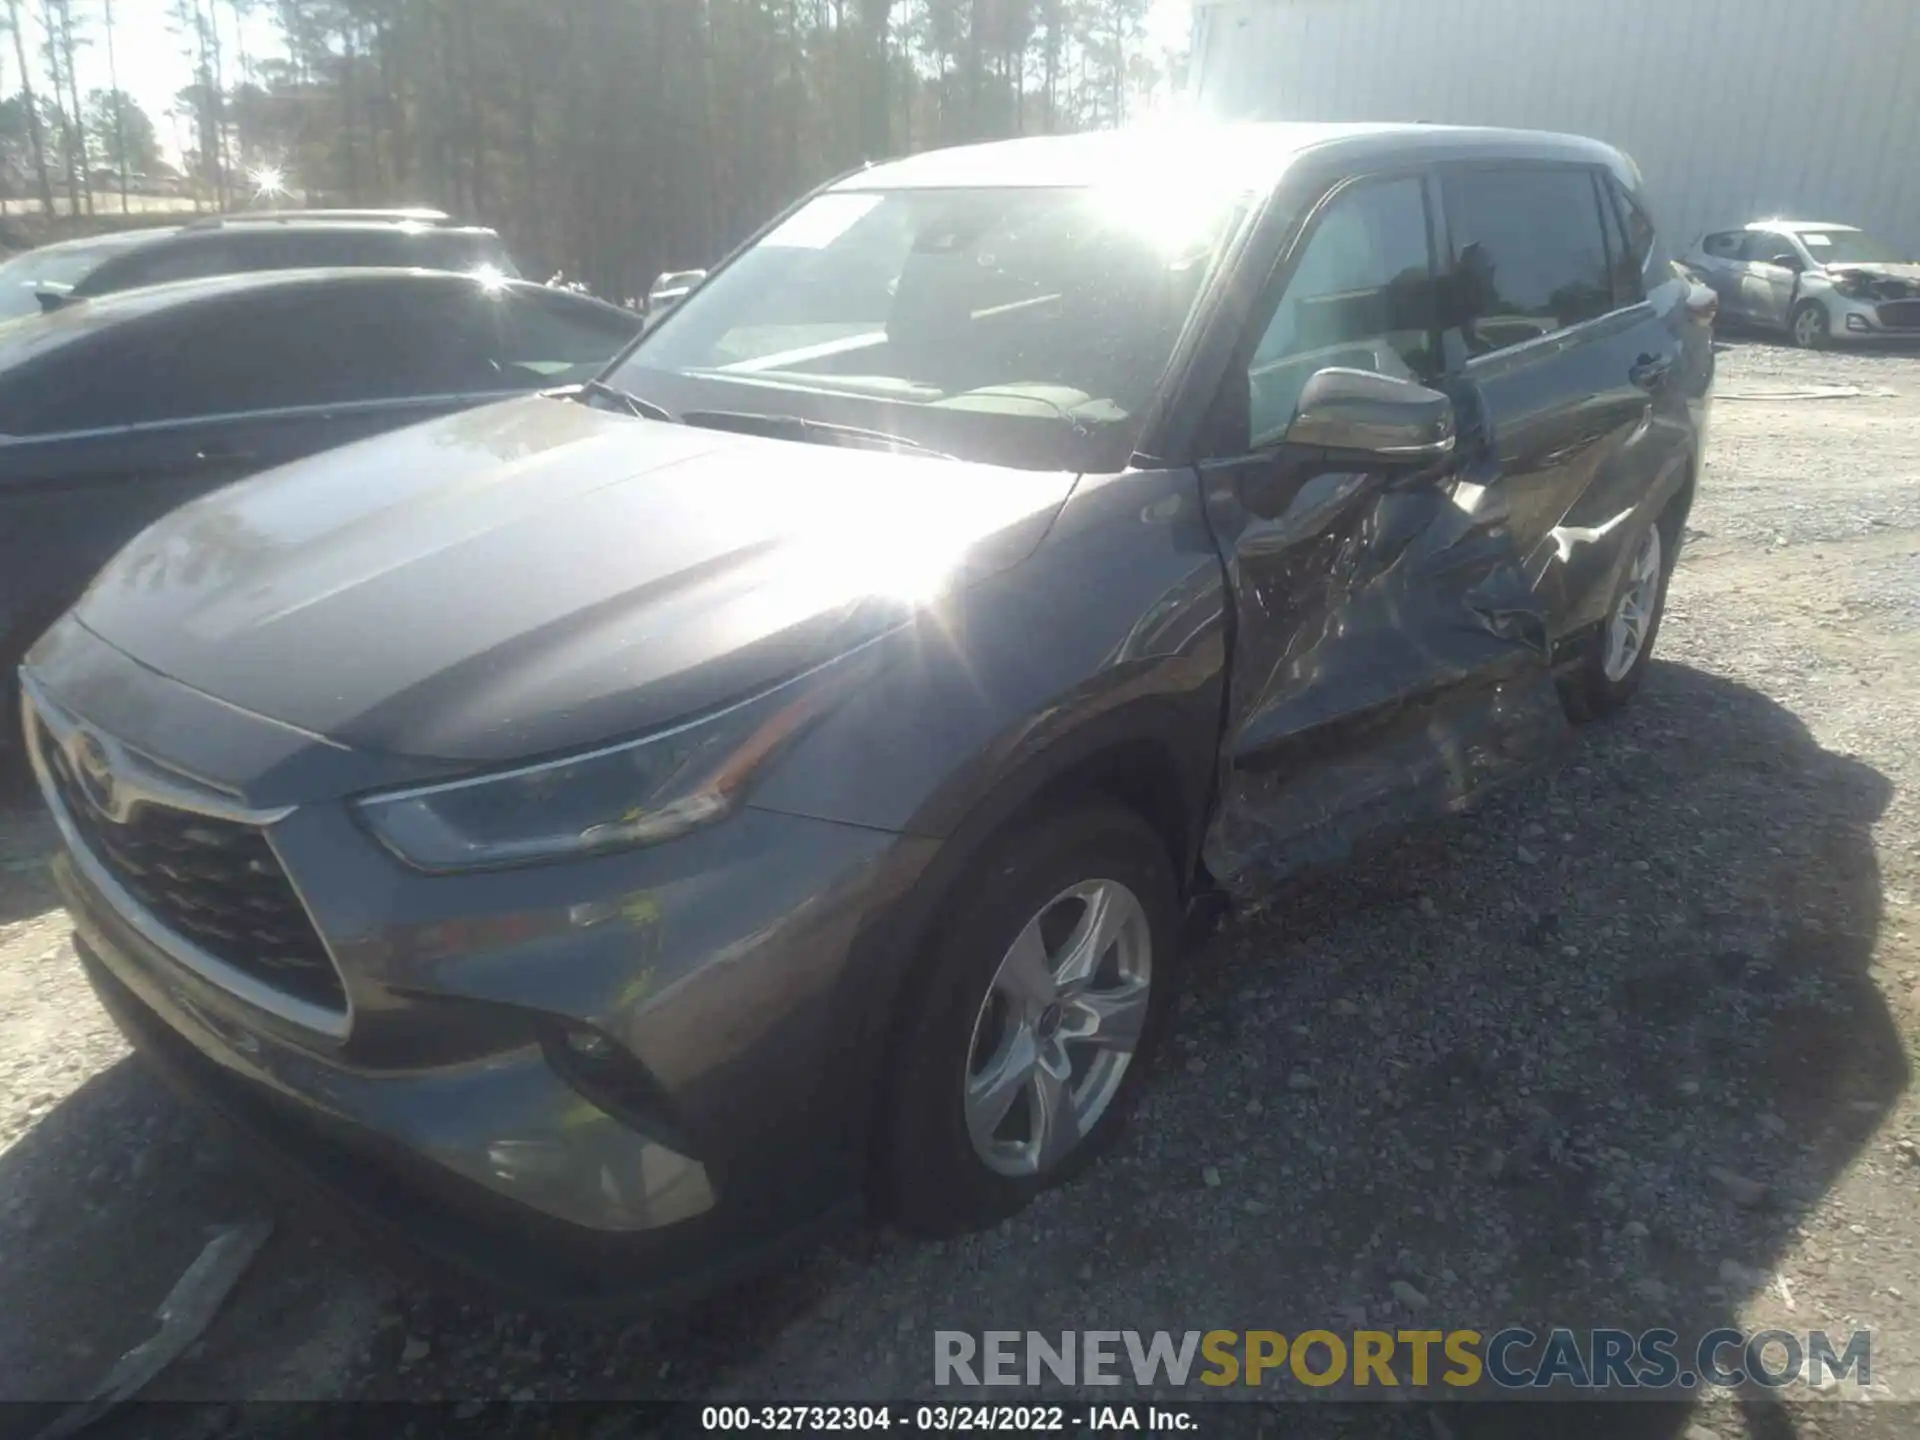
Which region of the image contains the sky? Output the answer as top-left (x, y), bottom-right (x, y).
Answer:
top-left (93, 0), bottom-right (1195, 167)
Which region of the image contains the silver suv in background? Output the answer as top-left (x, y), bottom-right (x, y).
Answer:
top-left (1684, 221), bottom-right (1920, 348)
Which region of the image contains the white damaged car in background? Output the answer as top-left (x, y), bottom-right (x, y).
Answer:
top-left (1683, 221), bottom-right (1920, 349)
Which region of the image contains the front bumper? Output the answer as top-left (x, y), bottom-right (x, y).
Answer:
top-left (27, 625), bottom-right (935, 1308)
top-left (1829, 293), bottom-right (1920, 337)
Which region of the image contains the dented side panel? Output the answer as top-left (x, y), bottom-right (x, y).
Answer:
top-left (1198, 398), bottom-right (1568, 890)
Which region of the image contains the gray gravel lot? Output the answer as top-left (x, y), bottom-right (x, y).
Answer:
top-left (4, 337), bottom-right (1920, 1439)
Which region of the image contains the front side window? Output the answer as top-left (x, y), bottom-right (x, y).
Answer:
top-left (1444, 165), bottom-right (1615, 356)
top-left (615, 182), bottom-right (1250, 469)
top-left (1743, 232), bottom-right (1800, 267)
top-left (1243, 176), bottom-right (1435, 447)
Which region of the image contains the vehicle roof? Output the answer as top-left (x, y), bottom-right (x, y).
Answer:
top-left (158, 219), bottom-right (504, 241)
top-left (1748, 220), bottom-right (1860, 234)
top-left (836, 121), bottom-right (1631, 193)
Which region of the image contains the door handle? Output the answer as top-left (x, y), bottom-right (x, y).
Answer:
top-left (1628, 354), bottom-right (1673, 391)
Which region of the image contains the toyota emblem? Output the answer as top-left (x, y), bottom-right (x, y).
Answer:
top-left (73, 732), bottom-right (116, 811)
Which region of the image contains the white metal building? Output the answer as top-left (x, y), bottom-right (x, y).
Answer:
top-left (1187, 0), bottom-right (1920, 253)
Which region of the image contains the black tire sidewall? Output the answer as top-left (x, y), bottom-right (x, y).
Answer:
top-left (878, 803), bottom-right (1181, 1237)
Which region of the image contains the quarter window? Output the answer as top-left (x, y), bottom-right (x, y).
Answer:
top-left (1443, 165), bottom-right (1615, 355)
top-left (1243, 176), bottom-right (1436, 447)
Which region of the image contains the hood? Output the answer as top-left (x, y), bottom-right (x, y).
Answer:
top-left (75, 395), bottom-right (1074, 763)
top-left (1826, 262), bottom-right (1920, 294)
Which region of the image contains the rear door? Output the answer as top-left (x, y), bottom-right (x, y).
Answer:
top-left (1693, 232), bottom-right (1747, 317)
top-left (1194, 167), bottom-right (1563, 888)
top-left (1436, 161), bottom-right (1685, 635)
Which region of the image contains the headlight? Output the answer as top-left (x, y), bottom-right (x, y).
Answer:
top-left (356, 685), bottom-right (822, 873)
top-left (1829, 271), bottom-right (1868, 297)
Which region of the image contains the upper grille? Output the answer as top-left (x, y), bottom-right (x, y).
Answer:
top-left (34, 717), bottom-right (347, 1015)
top-left (1876, 299), bottom-right (1920, 331)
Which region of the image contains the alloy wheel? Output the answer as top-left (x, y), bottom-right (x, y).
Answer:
top-left (1794, 304), bottom-right (1827, 349)
top-left (1602, 524), bottom-right (1663, 682)
top-left (963, 878), bottom-right (1153, 1178)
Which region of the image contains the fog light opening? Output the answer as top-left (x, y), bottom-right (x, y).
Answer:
top-left (1846, 314), bottom-right (1870, 333)
top-left (540, 1021), bottom-right (700, 1158)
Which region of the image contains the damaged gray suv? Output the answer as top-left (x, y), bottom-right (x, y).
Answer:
top-left (22, 122), bottom-right (1713, 1306)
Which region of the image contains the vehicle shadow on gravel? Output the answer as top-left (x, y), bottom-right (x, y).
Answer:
top-left (0, 659), bottom-right (1901, 1439)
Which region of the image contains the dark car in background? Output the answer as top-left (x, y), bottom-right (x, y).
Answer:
top-left (0, 209), bottom-right (518, 321)
top-left (1684, 221), bottom-right (1920, 348)
top-left (19, 123), bottom-right (1711, 1308)
top-left (1, 266), bottom-right (641, 737)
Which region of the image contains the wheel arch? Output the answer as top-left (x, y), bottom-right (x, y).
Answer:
top-left (817, 692), bottom-right (1222, 1196)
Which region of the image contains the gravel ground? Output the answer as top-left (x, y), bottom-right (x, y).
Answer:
top-left (4, 337), bottom-right (1920, 1439)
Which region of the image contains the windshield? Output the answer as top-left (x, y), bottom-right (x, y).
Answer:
top-left (1799, 229), bottom-right (1907, 266)
top-left (0, 240), bottom-right (133, 322)
top-left (612, 183), bottom-right (1249, 470)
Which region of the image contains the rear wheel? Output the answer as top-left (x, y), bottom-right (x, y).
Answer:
top-left (1560, 510), bottom-right (1675, 722)
top-left (878, 803), bottom-right (1180, 1236)
top-left (1790, 299), bottom-right (1831, 350)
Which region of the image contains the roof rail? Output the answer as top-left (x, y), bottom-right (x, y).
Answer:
top-left (182, 207), bottom-right (454, 232)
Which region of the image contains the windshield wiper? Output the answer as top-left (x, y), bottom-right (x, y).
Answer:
top-left (578, 379), bottom-right (675, 422)
top-left (680, 409), bottom-right (954, 460)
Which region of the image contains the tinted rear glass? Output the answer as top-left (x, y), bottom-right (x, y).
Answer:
top-left (0, 238), bottom-right (147, 320)
top-left (1444, 165), bottom-right (1615, 355)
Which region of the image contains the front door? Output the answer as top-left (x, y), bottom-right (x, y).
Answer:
top-left (1740, 234), bottom-right (1802, 329)
top-left (1194, 171), bottom-right (1563, 891)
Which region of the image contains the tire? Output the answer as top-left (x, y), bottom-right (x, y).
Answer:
top-left (1790, 299), bottom-right (1831, 350)
top-left (1559, 506), bottom-right (1678, 723)
top-left (878, 802), bottom-right (1181, 1236)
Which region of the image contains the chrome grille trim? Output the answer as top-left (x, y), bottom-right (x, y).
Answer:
top-left (21, 675), bottom-right (353, 1040)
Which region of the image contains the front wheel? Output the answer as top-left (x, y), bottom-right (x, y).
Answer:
top-left (877, 803), bottom-right (1180, 1236)
top-left (1560, 512), bottom-right (1674, 722)
top-left (1790, 299), bottom-right (1831, 350)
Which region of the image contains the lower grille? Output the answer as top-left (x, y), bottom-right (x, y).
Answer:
top-left (33, 716), bottom-right (347, 1014)
top-left (1877, 300), bottom-right (1920, 330)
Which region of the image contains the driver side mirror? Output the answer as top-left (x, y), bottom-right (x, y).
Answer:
top-left (1284, 367), bottom-right (1456, 465)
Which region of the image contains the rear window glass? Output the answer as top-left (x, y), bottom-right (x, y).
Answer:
top-left (1443, 165), bottom-right (1615, 354)
top-left (0, 239), bottom-right (144, 320)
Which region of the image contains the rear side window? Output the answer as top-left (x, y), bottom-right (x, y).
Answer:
top-left (276, 229), bottom-right (422, 269)
top-left (1604, 174), bottom-right (1668, 283)
top-left (78, 236), bottom-right (246, 294)
top-left (1702, 232), bottom-right (1742, 259)
top-left (1443, 165), bottom-right (1615, 355)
